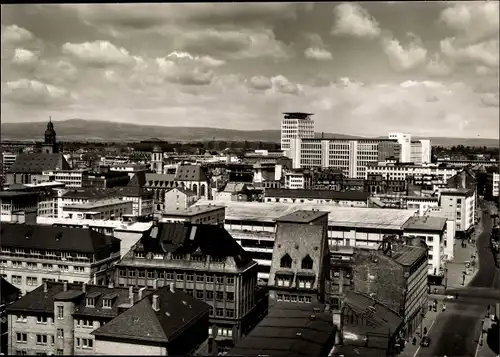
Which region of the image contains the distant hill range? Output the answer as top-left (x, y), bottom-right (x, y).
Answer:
top-left (1, 119), bottom-right (498, 147)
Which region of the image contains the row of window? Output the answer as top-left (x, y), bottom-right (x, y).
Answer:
top-left (276, 277), bottom-right (313, 289)
top-left (276, 294), bottom-right (313, 303)
top-left (0, 249), bottom-right (89, 260)
top-left (9, 275), bottom-right (84, 286)
top-left (118, 270), bottom-right (234, 284)
top-left (2, 261), bottom-right (81, 272)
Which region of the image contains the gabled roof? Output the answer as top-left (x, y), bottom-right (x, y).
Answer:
top-left (8, 153), bottom-right (69, 174)
top-left (1, 277), bottom-right (21, 304)
top-left (6, 282), bottom-right (152, 318)
top-left (91, 286), bottom-right (210, 344)
top-left (174, 165), bottom-right (208, 182)
top-left (132, 222), bottom-right (252, 269)
top-left (0, 223), bottom-right (120, 254)
top-left (167, 187), bottom-right (196, 196)
top-left (62, 188), bottom-right (121, 200)
top-left (127, 171), bottom-right (147, 187)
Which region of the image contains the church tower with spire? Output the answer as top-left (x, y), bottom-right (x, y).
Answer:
top-left (42, 117), bottom-right (58, 154)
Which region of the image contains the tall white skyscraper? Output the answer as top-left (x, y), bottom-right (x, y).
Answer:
top-left (388, 132), bottom-right (412, 163)
top-left (281, 112), bottom-right (315, 157)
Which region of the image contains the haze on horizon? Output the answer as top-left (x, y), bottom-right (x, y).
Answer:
top-left (1, 2), bottom-right (499, 139)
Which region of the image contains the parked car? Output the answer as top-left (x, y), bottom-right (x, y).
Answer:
top-left (420, 336), bottom-right (431, 347)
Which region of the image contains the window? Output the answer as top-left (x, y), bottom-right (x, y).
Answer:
top-left (56, 350), bottom-right (63, 355)
top-left (206, 276), bottom-right (214, 283)
top-left (86, 297), bottom-right (95, 307)
top-left (27, 262), bottom-right (37, 270)
top-left (76, 338), bottom-right (81, 348)
top-left (428, 254), bottom-right (433, 260)
top-left (74, 266), bottom-right (85, 273)
top-left (138, 270), bottom-right (146, 278)
top-left (186, 274), bottom-right (194, 281)
top-left (298, 296), bottom-right (305, 303)
top-left (226, 276), bottom-right (234, 285)
top-left (196, 290), bottom-right (204, 299)
top-left (36, 334), bottom-right (48, 345)
top-left (129, 270), bottom-right (136, 277)
top-left (103, 299), bottom-right (112, 308)
top-left (226, 309), bottom-right (235, 318)
top-left (196, 275), bottom-right (204, 282)
top-left (206, 291), bottom-right (214, 299)
top-left (226, 292), bottom-right (234, 301)
top-left (301, 255), bottom-right (313, 270)
top-left (305, 296), bottom-right (312, 303)
top-left (427, 236), bottom-right (434, 242)
top-left (16, 315), bottom-right (27, 323)
top-left (11, 275), bottom-right (22, 285)
top-left (82, 338), bottom-right (93, 349)
top-left (216, 291), bottom-right (224, 301)
top-left (27, 277), bottom-right (38, 286)
top-left (216, 276), bottom-right (224, 284)
top-left (298, 280), bottom-right (312, 289)
top-left (16, 333), bottom-right (27, 343)
top-left (277, 294), bottom-right (284, 301)
top-left (284, 295), bottom-right (290, 302)
top-left (166, 272), bottom-right (174, 280)
top-left (80, 319), bottom-right (93, 328)
top-left (42, 263), bottom-right (53, 271)
top-left (147, 270), bottom-right (154, 279)
top-left (280, 254), bottom-right (292, 268)
top-left (37, 316), bottom-right (48, 324)
top-left (119, 269), bottom-right (126, 277)
top-left (135, 251), bottom-right (145, 258)
top-left (291, 295), bottom-right (298, 302)
top-left (16, 351), bottom-right (27, 355)
top-left (57, 306), bottom-right (64, 319)
top-left (59, 265), bottom-right (69, 272)
top-left (277, 277), bottom-right (291, 287)
top-left (216, 308), bottom-right (224, 317)
top-left (186, 289), bottom-right (193, 296)
top-left (176, 273), bottom-right (184, 280)
top-left (12, 261), bottom-right (23, 268)
top-left (57, 329), bottom-right (64, 339)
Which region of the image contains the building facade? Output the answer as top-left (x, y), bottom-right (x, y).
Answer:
top-left (280, 112), bottom-right (315, 157)
top-left (439, 188), bottom-right (476, 235)
top-left (0, 224), bottom-right (120, 294)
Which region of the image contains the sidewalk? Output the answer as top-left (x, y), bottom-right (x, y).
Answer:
top-left (399, 306), bottom-right (440, 357)
top-left (475, 318), bottom-right (499, 357)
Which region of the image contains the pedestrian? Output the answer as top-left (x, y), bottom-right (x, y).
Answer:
top-left (424, 327), bottom-right (428, 335)
top-left (412, 337), bottom-right (417, 345)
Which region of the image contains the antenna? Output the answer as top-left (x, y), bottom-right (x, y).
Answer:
top-left (49, 116), bottom-right (52, 123)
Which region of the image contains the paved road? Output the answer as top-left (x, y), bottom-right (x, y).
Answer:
top-left (417, 202), bottom-right (500, 357)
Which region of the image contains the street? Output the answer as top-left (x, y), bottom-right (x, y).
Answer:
top-left (417, 201), bottom-right (500, 357)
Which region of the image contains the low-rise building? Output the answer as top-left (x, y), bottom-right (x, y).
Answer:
top-left (403, 216), bottom-right (448, 277)
top-left (264, 188), bottom-right (369, 207)
top-left (0, 191), bottom-right (38, 223)
top-left (41, 170), bottom-right (88, 188)
top-left (351, 238), bottom-right (428, 338)
top-left (284, 169), bottom-right (312, 189)
top-left (113, 221), bottom-right (263, 354)
top-left (268, 210), bottom-right (330, 306)
top-left (6, 153), bottom-right (70, 185)
top-left (228, 303), bottom-right (337, 356)
top-left (161, 205), bottom-right (225, 226)
top-left (6, 281), bottom-right (210, 356)
top-left (365, 173), bottom-right (408, 195)
top-left (0, 224), bottom-right (121, 294)
top-left (61, 198), bottom-right (133, 220)
top-left (164, 187), bottom-right (197, 211)
top-left (114, 186), bottom-right (154, 218)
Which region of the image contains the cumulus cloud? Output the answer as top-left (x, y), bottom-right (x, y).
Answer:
top-left (1, 24), bottom-right (34, 45)
top-left (426, 54), bottom-right (453, 77)
top-left (439, 2), bottom-right (499, 43)
top-left (246, 76), bottom-right (272, 91)
top-left (440, 38), bottom-right (499, 69)
top-left (2, 79), bottom-right (75, 106)
top-left (62, 40), bottom-right (141, 67)
top-left (382, 33), bottom-right (427, 72)
top-left (304, 47), bottom-right (333, 61)
top-left (481, 93), bottom-right (499, 108)
top-left (12, 48), bottom-right (38, 66)
top-left (476, 65), bottom-right (498, 76)
top-left (270, 75), bottom-right (302, 95)
top-left (154, 51), bottom-right (225, 86)
top-left (332, 3), bottom-right (381, 39)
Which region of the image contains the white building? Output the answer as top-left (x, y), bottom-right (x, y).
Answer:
top-left (388, 132), bottom-right (412, 163)
top-left (366, 163), bottom-right (458, 184)
top-left (280, 112), bottom-right (315, 157)
top-left (403, 216), bottom-right (448, 275)
top-left (410, 140), bottom-right (432, 165)
top-left (61, 198), bottom-right (133, 220)
top-left (161, 205), bottom-right (225, 226)
top-left (289, 138), bottom-right (401, 178)
top-left (284, 170), bottom-right (310, 189)
top-left (194, 200), bottom-right (417, 281)
top-left (406, 196), bottom-right (440, 216)
top-left (41, 169), bottom-right (88, 188)
top-left (438, 188), bottom-right (476, 234)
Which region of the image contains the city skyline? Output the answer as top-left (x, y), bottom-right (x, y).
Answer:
top-left (1, 2), bottom-right (499, 139)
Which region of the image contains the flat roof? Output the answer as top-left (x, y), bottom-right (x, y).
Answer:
top-left (64, 198), bottom-right (128, 210)
top-left (195, 200), bottom-right (416, 230)
top-left (403, 216), bottom-right (447, 232)
top-left (162, 205), bottom-right (225, 217)
top-left (275, 210), bottom-right (328, 224)
top-left (0, 191), bottom-right (38, 198)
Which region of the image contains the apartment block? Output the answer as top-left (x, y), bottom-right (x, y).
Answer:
top-left (439, 188), bottom-right (476, 235)
top-left (0, 224), bottom-right (121, 294)
top-left (161, 205), bottom-right (225, 226)
top-left (41, 170), bottom-right (88, 188)
top-left (280, 112), bottom-right (315, 156)
top-left (6, 281), bottom-right (209, 356)
top-left (113, 221), bottom-right (262, 354)
top-left (61, 198), bottom-right (133, 220)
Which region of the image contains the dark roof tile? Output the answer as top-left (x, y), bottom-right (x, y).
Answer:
top-left (8, 153), bottom-right (69, 174)
top-left (174, 165), bottom-right (208, 182)
top-left (265, 188), bottom-right (369, 201)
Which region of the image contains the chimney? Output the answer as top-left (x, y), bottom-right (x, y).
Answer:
top-left (82, 283), bottom-right (87, 293)
top-left (63, 282), bottom-right (68, 292)
top-left (169, 283), bottom-right (175, 293)
top-left (43, 281), bottom-right (48, 293)
top-left (128, 286), bottom-right (134, 302)
top-left (138, 287), bottom-right (146, 300)
top-left (152, 294), bottom-right (160, 311)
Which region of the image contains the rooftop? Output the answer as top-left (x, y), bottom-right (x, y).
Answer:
top-left (440, 187), bottom-right (473, 195)
top-left (282, 112), bottom-right (314, 119)
top-left (275, 210), bottom-right (328, 224)
top-left (228, 303), bottom-right (336, 357)
top-left (403, 216), bottom-right (447, 233)
top-left (7, 153), bottom-right (69, 174)
top-left (163, 204), bottom-right (225, 217)
top-left (0, 191), bottom-right (38, 199)
top-left (390, 244), bottom-right (428, 266)
top-left (0, 223), bottom-right (120, 254)
top-left (195, 200), bottom-right (416, 230)
top-left (36, 216), bottom-right (152, 232)
top-left (265, 188), bottom-right (370, 202)
top-left (64, 198), bottom-right (129, 210)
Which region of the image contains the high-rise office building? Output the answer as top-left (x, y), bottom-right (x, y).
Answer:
top-left (388, 133), bottom-right (412, 163)
top-left (280, 112), bottom-right (315, 157)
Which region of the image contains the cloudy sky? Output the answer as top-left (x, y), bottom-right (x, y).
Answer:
top-left (1, 2), bottom-right (499, 138)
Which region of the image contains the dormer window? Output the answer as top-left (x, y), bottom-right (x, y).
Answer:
top-left (86, 297), bottom-right (95, 307)
top-left (280, 254), bottom-right (292, 268)
top-left (172, 254), bottom-right (184, 260)
top-left (102, 299), bottom-right (112, 309)
top-left (301, 255), bottom-right (313, 270)
top-left (276, 276), bottom-right (292, 287)
top-left (135, 252), bottom-right (145, 258)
